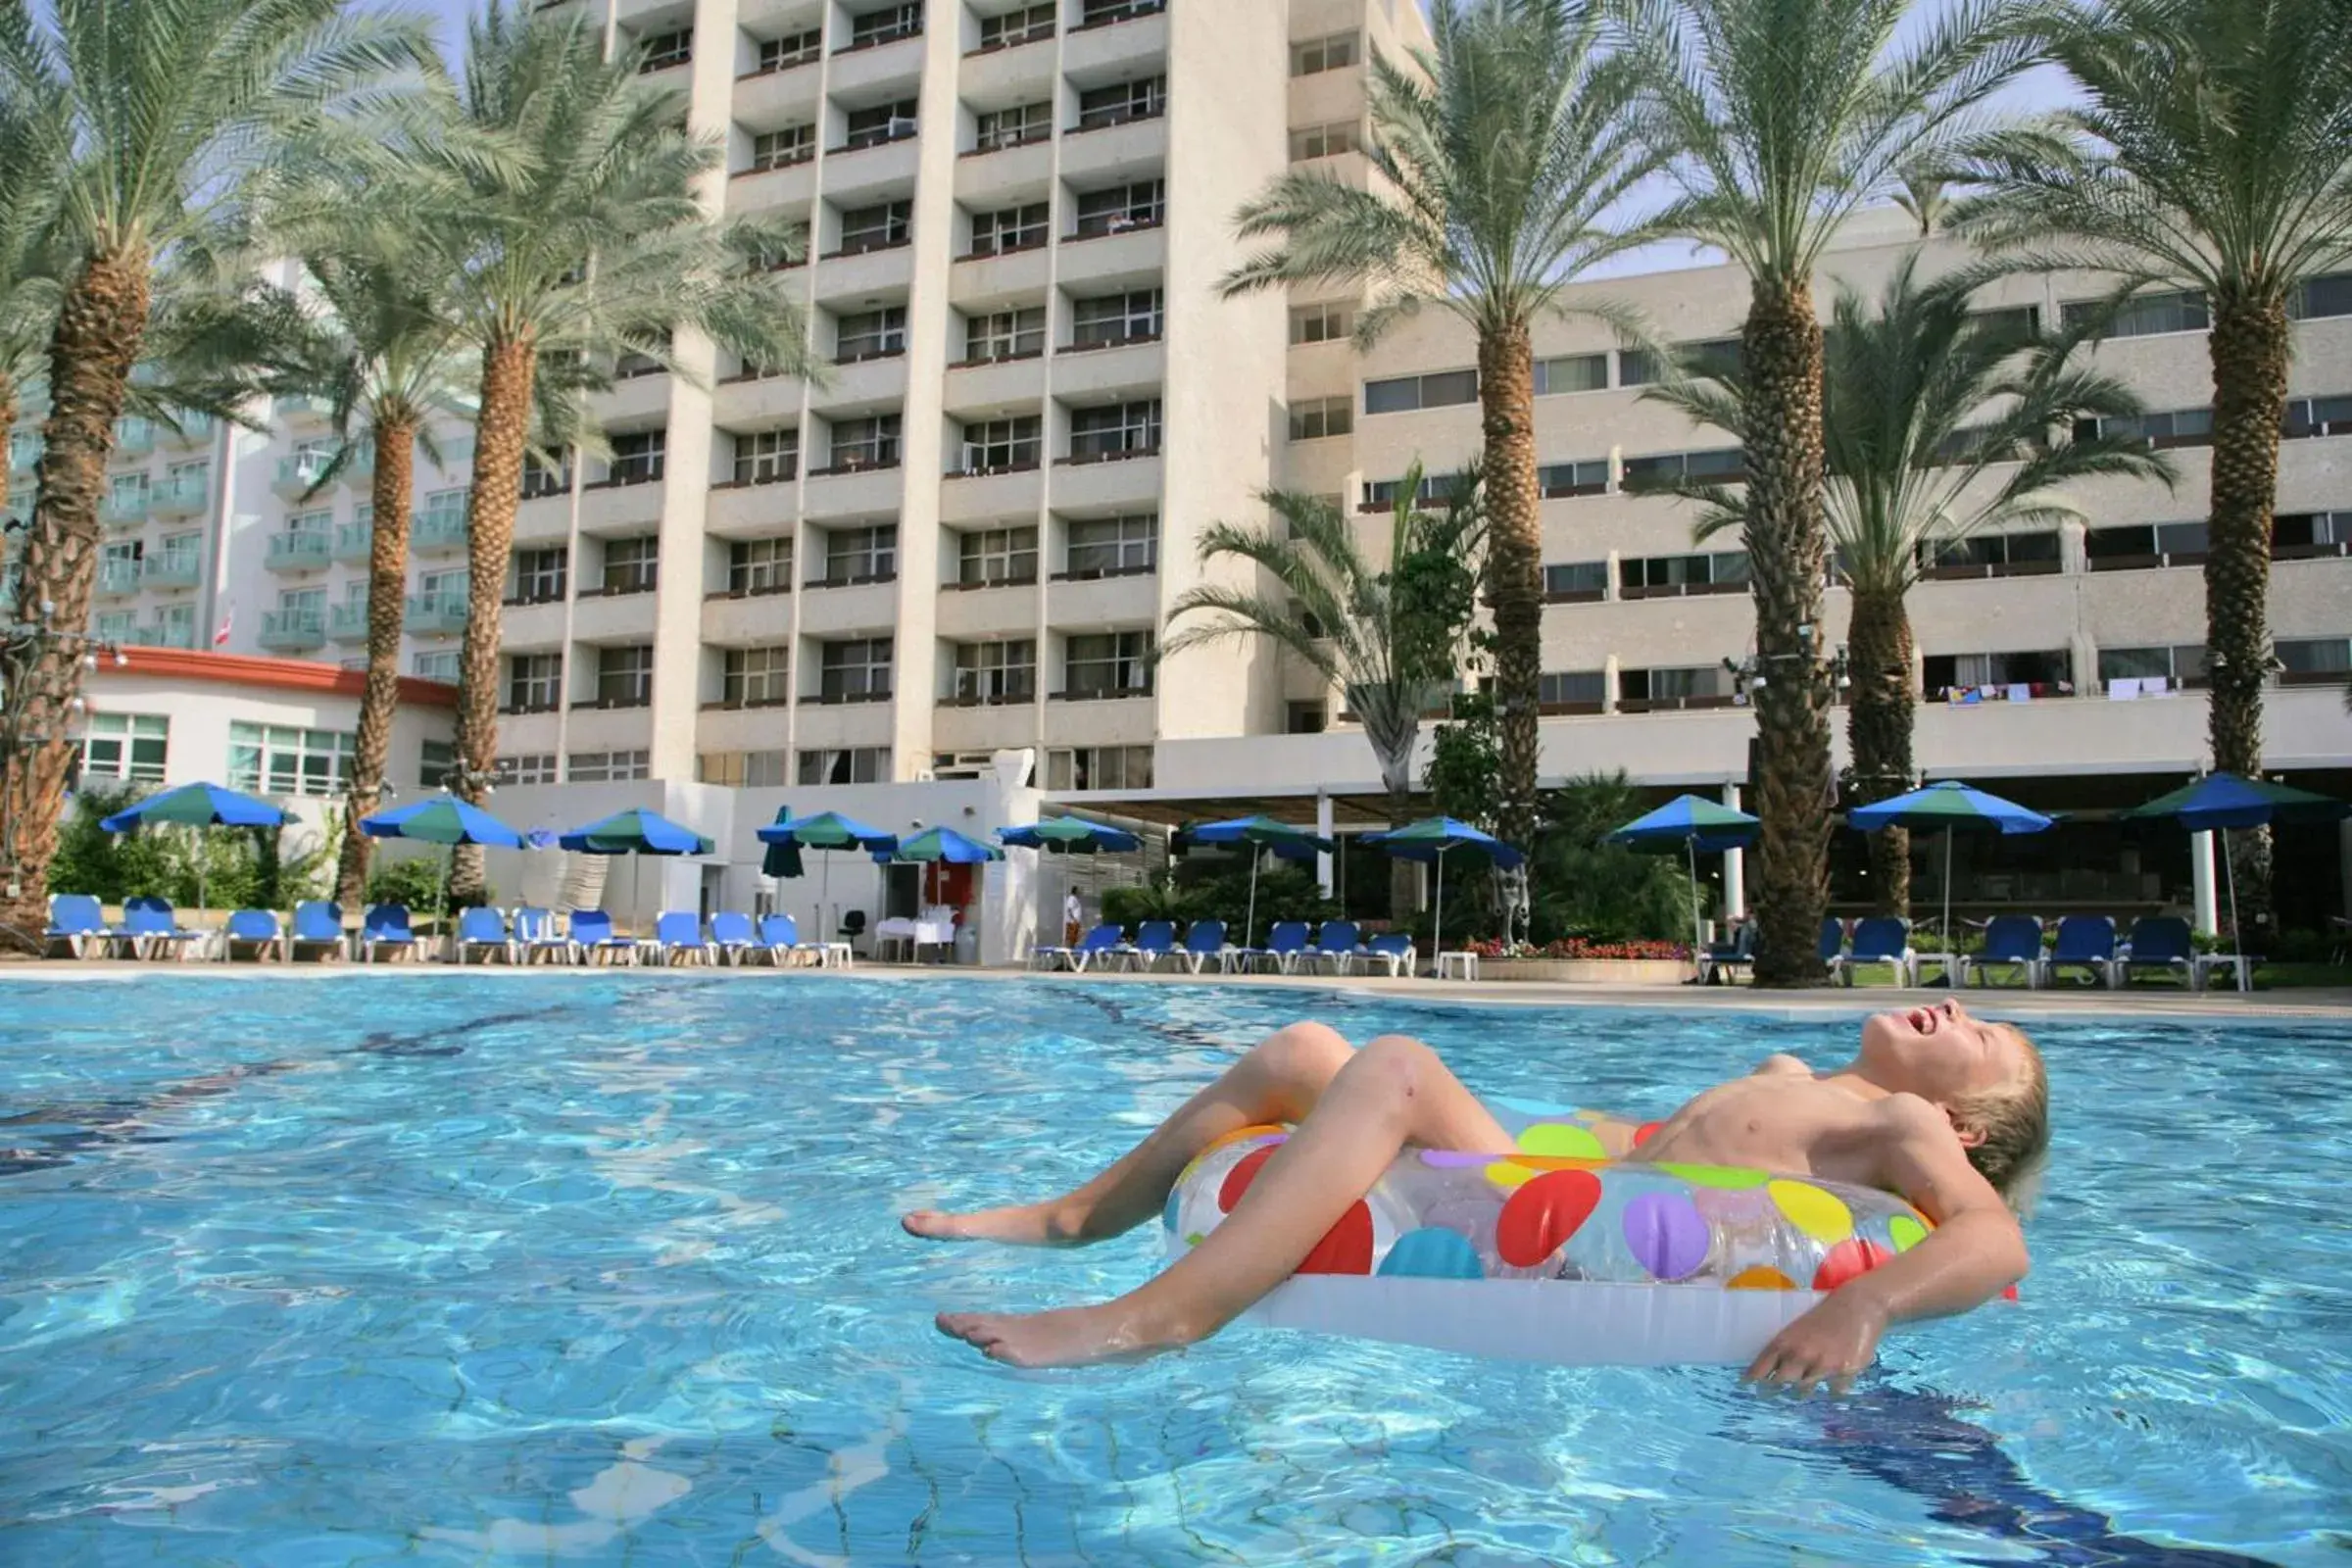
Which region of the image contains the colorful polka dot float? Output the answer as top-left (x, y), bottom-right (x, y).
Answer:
top-left (1163, 1104), bottom-right (1931, 1294)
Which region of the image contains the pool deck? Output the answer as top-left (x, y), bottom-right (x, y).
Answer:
top-left (6, 955), bottom-right (2349, 1022)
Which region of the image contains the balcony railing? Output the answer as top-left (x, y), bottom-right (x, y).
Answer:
top-left (1051, 683), bottom-right (1154, 702)
top-left (403, 592), bottom-right (469, 634)
top-left (413, 510), bottom-right (469, 553)
top-left (130, 623), bottom-right (197, 650)
top-left (113, 417), bottom-right (157, 456)
top-left (1070, 103), bottom-right (1164, 134)
top-left (140, 551), bottom-right (203, 588)
top-left (1062, 328), bottom-right (1161, 354)
top-left (1073, 0), bottom-right (1165, 31)
top-left (258, 609), bottom-right (326, 651)
top-left (161, 414), bottom-right (216, 449)
top-left (274, 453), bottom-right (336, 497)
top-left (334, 522), bottom-right (375, 563)
top-left (148, 473), bottom-right (212, 518)
top-left (97, 562), bottom-right (141, 596)
top-left (808, 455), bottom-right (901, 476)
top-left (265, 531), bottom-right (333, 570)
top-left (1056, 443), bottom-right (1160, 466)
top-left (102, 492), bottom-right (151, 529)
top-left (1067, 214), bottom-right (1164, 242)
top-left (327, 601), bottom-right (369, 640)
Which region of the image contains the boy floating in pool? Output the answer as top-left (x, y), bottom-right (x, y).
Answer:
top-left (907, 998), bottom-right (2047, 1391)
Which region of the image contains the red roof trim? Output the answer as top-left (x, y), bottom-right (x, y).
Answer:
top-left (95, 646), bottom-right (461, 709)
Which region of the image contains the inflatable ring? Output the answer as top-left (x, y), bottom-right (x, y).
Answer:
top-left (1161, 1102), bottom-right (1936, 1366)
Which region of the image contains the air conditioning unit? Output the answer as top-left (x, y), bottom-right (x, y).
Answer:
top-left (931, 751), bottom-right (996, 780)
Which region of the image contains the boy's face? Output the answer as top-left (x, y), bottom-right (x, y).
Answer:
top-left (1859, 998), bottom-right (2026, 1105)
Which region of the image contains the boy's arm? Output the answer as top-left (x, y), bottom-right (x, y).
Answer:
top-left (1743, 1097), bottom-right (2029, 1395)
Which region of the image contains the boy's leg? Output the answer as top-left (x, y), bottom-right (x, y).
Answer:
top-left (904, 1020), bottom-right (1359, 1245)
top-left (938, 1035), bottom-right (1512, 1366)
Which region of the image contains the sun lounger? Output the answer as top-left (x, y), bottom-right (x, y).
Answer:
top-left (1179, 920), bottom-right (1230, 974)
top-left (1237, 920), bottom-right (1311, 974)
top-left (221, 908), bottom-right (284, 961)
top-left (44, 893), bottom-right (109, 958)
top-left (1302, 920), bottom-right (1362, 975)
top-left (453, 906), bottom-right (513, 964)
top-left (1358, 932), bottom-right (1415, 978)
top-left (111, 895), bottom-right (203, 960)
top-left (1697, 919), bottom-right (1756, 986)
top-left (655, 911), bottom-right (711, 966)
top-left (709, 911), bottom-right (758, 966)
top-left (1960, 914), bottom-right (2043, 989)
top-left (2120, 915), bottom-right (2196, 990)
top-left (1118, 919), bottom-right (1179, 972)
top-left (567, 909), bottom-right (639, 966)
top-left (288, 901), bottom-right (347, 962)
top-left (751, 912), bottom-right (822, 967)
top-left (1035, 922), bottom-right (1123, 972)
top-left (2043, 914), bottom-right (2118, 988)
top-left (513, 906), bottom-right (573, 965)
top-left (1818, 916), bottom-right (1847, 971)
top-left (1833, 916), bottom-right (1914, 987)
top-left (359, 904), bottom-right (431, 962)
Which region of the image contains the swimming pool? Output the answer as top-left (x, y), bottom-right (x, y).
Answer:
top-left (1, 975), bottom-right (2342, 1565)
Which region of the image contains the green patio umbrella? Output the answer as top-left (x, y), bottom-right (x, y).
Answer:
top-left (1189, 815), bottom-right (1337, 950)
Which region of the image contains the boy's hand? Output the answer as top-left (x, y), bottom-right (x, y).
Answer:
top-left (1742, 1288), bottom-right (1889, 1396)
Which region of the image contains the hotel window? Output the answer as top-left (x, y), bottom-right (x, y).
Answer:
top-left (152, 604), bottom-right (195, 647)
top-left (953, 639), bottom-right (1036, 703)
top-left (799, 746), bottom-right (890, 785)
top-left (1063, 630), bottom-right (1152, 698)
top-left (1543, 561), bottom-right (1610, 602)
top-left (93, 609), bottom-right (135, 642)
top-left (520, 456), bottom-right (569, 499)
top-left (1065, 513), bottom-right (1155, 575)
top-left (819, 637), bottom-right (894, 701)
top-left (412, 650), bottom-right (460, 683)
top-left (974, 100), bottom-right (1052, 152)
top-left (277, 584), bottom-right (326, 618)
top-left (507, 653), bottom-right (563, 712)
top-left (606, 429), bottom-right (665, 485)
top-left (960, 416), bottom-right (1042, 472)
top-left (1292, 31), bottom-right (1357, 74)
top-left (1533, 354), bottom-right (1609, 396)
top-left (2085, 520), bottom-right (2209, 568)
top-left (835, 306), bottom-right (906, 361)
top-left (1288, 396), bottom-right (1352, 442)
top-left (595, 645), bottom-right (655, 708)
top-left (1289, 121), bottom-right (1357, 162)
top-left (2277, 635), bottom-right (2352, 684)
top-left (1290, 302), bottom-right (1352, 345)
top-left (228, 721), bottom-right (355, 798)
top-left (2273, 512), bottom-right (2351, 559)
top-left (79, 713), bottom-right (169, 785)
top-left (1539, 459), bottom-right (1611, 498)
top-left (1067, 399), bottom-right (1160, 460)
top-left (2097, 644), bottom-right (2207, 689)
top-left (1540, 671), bottom-right (1607, 711)
top-left (2061, 288), bottom-right (2208, 338)
top-left (1071, 179), bottom-right (1163, 238)
top-left (1360, 473), bottom-right (1448, 510)
top-left (601, 536), bottom-right (659, 595)
top-left (1619, 337), bottom-right (1742, 386)
top-left (2291, 272), bottom-right (2352, 319)
top-left (512, 546), bottom-right (567, 604)
top-left (2074, 407), bottom-right (2213, 449)
top-left (567, 750), bottom-right (651, 782)
top-left (820, 523), bottom-right (897, 583)
top-left (969, 201), bottom-right (1049, 257)
top-left (1921, 650), bottom-right (2073, 699)
top-left (733, 427), bottom-right (799, 485)
top-left (976, 4), bottom-right (1055, 51)
top-left (1069, 289), bottom-right (1161, 347)
top-left (721, 645), bottom-right (792, 706)
top-left (1966, 305), bottom-right (2042, 339)
top-left (964, 307), bottom-right (1046, 363)
top-left (755, 28), bottom-right (821, 73)
top-left (1619, 550), bottom-right (1750, 596)
top-left (635, 27), bottom-right (691, 71)
top-left (1075, 76), bottom-right (1164, 130)
top-left (1045, 745), bottom-right (1152, 790)
top-left (826, 414), bottom-right (902, 469)
top-left (1921, 531), bottom-right (2062, 577)
top-left (494, 753), bottom-right (560, 785)
top-left (417, 487), bottom-right (466, 534)
top-left (845, 3), bottom-right (920, 49)
top-left (1077, 0), bottom-right (1161, 24)
top-left (1287, 702), bottom-right (1327, 735)
top-left (698, 749), bottom-right (792, 787)
top-left (2283, 394), bottom-right (2352, 438)
top-left (1621, 447), bottom-right (1747, 484)
top-left (726, 537), bottom-right (794, 594)
top-left (959, 525), bottom-right (1038, 585)
top-left (418, 739), bottom-right (456, 788)
top-left (1363, 368), bottom-right (1478, 415)
top-left (842, 99), bottom-right (918, 150)
top-left (837, 199), bottom-right (912, 253)
top-left (1619, 665), bottom-right (1739, 710)
top-left (749, 123), bottom-right (815, 172)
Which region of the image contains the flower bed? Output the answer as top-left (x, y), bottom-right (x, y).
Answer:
top-left (1457, 938), bottom-right (1696, 986)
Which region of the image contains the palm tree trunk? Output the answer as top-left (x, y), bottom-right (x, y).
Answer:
top-left (1479, 320), bottom-right (1542, 864)
top-left (0, 249), bottom-right (150, 948)
top-left (446, 334), bottom-right (536, 906)
top-left (2205, 292), bottom-right (2288, 938)
top-left (1740, 277), bottom-right (1833, 986)
top-left (336, 416), bottom-right (419, 906)
top-left (1845, 586), bottom-right (1914, 918)
top-left (0, 376), bottom-right (16, 516)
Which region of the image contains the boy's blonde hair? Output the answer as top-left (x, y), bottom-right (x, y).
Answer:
top-left (1949, 1024), bottom-right (2049, 1216)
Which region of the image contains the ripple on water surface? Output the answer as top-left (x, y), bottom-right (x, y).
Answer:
top-left (0, 975), bottom-right (2345, 1566)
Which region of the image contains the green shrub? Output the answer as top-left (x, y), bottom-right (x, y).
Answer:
top-left (365, 855), bottom-right (447, 913)
top-left (47, 786), bottom-right (339, 911)
top-left (1526, 772), bottom-right (1693, 945)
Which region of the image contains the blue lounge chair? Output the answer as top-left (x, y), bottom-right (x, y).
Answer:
top-left (1834, 916), bottom-right (1914, 987)
top-left (44, 893), bottom-right (108, 958)
top-left (1819, 917), bottom-right (1848, 969)
top-left (111, 895), bottom-right (202, 960)
top-left (709, 911), bottom-right (758, 966)
top-left (1960, 915), bottom-right (2043, 989)
top-left (1303, 919), bottom-right (1362, 975)
top-left (753, 912), bottom-right (826, 967)
top-left (288, 900), bottom-right (346, 962)
top-left (567, 909), bottom-right (639, 966)
top-left (1358, 932), bottom-right (1415, 978)
top-left (1035, 922), bottom-right (1123, 972)
top-left (2043, 914), bottom-right (2118, 988)
top-left (359, 904), bottom-right (429, 962)
top-left (2120, 915), bottom-right (2194, 989)
top-left (1698, 919), bottom-right (1757, 986)
top-left (453, 905), bottom-right (512, 964)
top-left (1240, 920), bottom-right (1312, 974)
top-left (1179, 919), bottom-right (1230, 974)
top-left (656, 910), bottom-right (710, 966)
top-left (513, 906), bottom-right (572, 965)
top-left (1119, 919), bottom-right (1179, 972)
top-left (221, 908), bottom-right (284, 961)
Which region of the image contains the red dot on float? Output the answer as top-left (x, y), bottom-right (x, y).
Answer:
top-left (1495, 1169), bottom-right (1603, 1269)
top-left (1296, 1200), bottom-right (1375, 1274)
top-left (1217, 1146), bottom-right (1280, 1212)
top-left (1633, 1121), bottom-right (1664, 1148)
top-left (1812, 1238), bottom-right (1892, 1292)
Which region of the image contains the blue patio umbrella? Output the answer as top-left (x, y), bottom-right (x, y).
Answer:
top-left (1365, 817), bottom-right (1525, 969)
top-left (1847, 781), bottom-right (2052, 953)
top-left (996, 817), bottom-right (1142, 854)
top-left (758, 811), bottom-right (898, 939)
top-left (1607, 795), bottom-right (1763, 959)
top-left (558, 808), bottom-right (714, 929)
top-left (100, 781), bottom-right (287, 928)
top-left (1189, 815), bottom-right (1337, 950)
top-left (2121, 772), bottom-right (2349, 948)
top-left (881, 825), bottom-right (1004, 909)
top-left (361, 794), bottom-right (528, 927)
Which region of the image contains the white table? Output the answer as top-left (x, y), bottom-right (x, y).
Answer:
top-left (874, 914), bottom-right (956, 962)
top-left (1435, 951), bottom-right (1480, 981)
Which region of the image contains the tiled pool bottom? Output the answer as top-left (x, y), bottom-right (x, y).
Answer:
top-left (1, 975), bottom-right (2343, 1565)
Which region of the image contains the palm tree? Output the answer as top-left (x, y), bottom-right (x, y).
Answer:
top-left (1611, 0), bottom-right (2039, 984)
top-left (421, 2), bottom-right (818, 904)
top-left (1161, 471), bottom-right (1482, 921)
top-left (1959, 0), bottom-right (2352, 931)
top-left (0, 0), bottom-right (430, 942)
top-left (1218, 0), bottom-right (1655, 863)
top-left (1633, 258), bottom-right (2173, 915)
top-left (0, 96), bottom-right (64, 523)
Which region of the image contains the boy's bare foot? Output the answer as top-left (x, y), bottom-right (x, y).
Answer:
top-left (901, 1202), bottom-right (1082, 1245)
top-left (935, 1304), bottom-right (1185, 1368)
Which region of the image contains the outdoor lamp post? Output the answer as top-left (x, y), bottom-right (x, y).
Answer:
top-left (0, 592), bottom-right (128, 904)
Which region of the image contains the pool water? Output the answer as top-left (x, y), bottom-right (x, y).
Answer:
top-left (1, 976), bottom-right (2344, 1566)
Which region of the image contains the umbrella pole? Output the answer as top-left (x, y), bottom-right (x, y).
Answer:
top-left (1943, 826), bottom-right (1956, 963)
top-left (1433, 845), bottom-right (1446, 977)
top-left (2221, 826), bottom-right (2241, 973)
top-left (1246, 849), bottom-right (1259, 952)
top-left (1687, 836), bottom-right (1703, 970)
top-left (822, 852), bottom-right (833, 948)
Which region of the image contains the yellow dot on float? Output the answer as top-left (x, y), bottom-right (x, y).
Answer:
top-left (1725, 1265), bottom-right (1797, 1291)
top-left (1484, 1159), bottom-right (1540, 1190)
top-left (1657, 1162), bottom-right (1770, 1190)
top-left (1184, 1232), bottom-right (1205, 1248)
top-left (1768, 1179), bottom-right (1854, 1244)
top-left (1517, 1123), bottom-right (1607, 1159)
top-left (1888, 1214), bottom-right (1927, 1252)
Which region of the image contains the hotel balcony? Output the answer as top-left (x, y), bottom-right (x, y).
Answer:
top-left (329, 601), bottom-right (370, 642)
top-left (273, 452), bottom-right (336, 500)
top-left (258, 608), bottom-right (325, 652)
top-left (160, 413), bottom-right (216, 450)
top-left (102, 491), bottom-right (150, 530)
top-left (140, 551), bottom-right (204, 589)
top-left (265, 531), bottom-right (332, 572)
top-left (112, 416), bottom-right (156, 457)
top-left (96, 560), bottom-right (141, 597)
top-left (129, 622), bottom-right (197, 650)
top-left (147, 471), bottom-right (212, 519)
top-left (404, 591), bottom-right (470, 635)
top-left (333, 521), bottom-right (374, 564)
top-left (413, 509), bottom-right (469, 556)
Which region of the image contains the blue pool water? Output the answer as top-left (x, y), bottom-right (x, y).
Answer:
top-left (1, 975), bottom-right (2344, 1565)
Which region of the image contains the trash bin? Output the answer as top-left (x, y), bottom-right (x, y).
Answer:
top-left (956, 924), bottom-right (979, 965)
